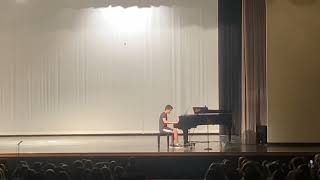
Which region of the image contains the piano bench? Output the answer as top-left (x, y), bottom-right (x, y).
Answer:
top-left (157, 133), bottom-right (170, 151)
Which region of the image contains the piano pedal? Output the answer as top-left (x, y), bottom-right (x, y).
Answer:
top-left (185, 142), bottom-right (196, 148)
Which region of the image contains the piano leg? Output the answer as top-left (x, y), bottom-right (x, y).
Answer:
top-left (228, 125), bottom-right (232, 143)
top-left (182, 128), bottom-right (189, 145)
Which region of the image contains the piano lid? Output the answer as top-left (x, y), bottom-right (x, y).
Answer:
top-left (192, 107), bottom-right (231, 114)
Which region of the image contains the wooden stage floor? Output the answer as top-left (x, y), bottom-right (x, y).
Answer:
top-left (0, 135), bottom-right (319, 158)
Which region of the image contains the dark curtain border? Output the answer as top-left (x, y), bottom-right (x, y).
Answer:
top-left (218, 0), bottom-right (242, 136)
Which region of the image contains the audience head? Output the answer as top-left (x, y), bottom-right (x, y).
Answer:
top-left (43, 163), bottom-right (56, 171)
top-left (92, 167), bottom-right (104, 180)
top-left (57, 171), bottom-right (70, 180)
top-left (110, 160), bottom-right (117, 171)
top-left (72, 160), bottom-right (84, 169)
top-left (32, 162), bottom-right (43, 172)
top-left (289, 157), bottom-right (305, 170)
top-left (238, 157), bottom-right (248, 169)
top-left (266, 161), bottom-right (280, 175)
top-left (44, 169), bottom-right (56, 180)
top-left (314, 153), bottom-right (320, 168)
top-left (293, 164), bottom-right (312, 180)
top-left (127, 157), bottom-right (137, 169)
top-left (26, 169), bottom-right (44, 180)
top-left (83, 159), bottom-right (94, 170)
top-left (271, 170), bottom-right (286, 180)
top-left (241, 161), bottom-right (264, 180)
top-left (205, 162), bottom-right (228, 180)
top-left (114, 166), bottom-right (125, 180)
top-left (222, 159), bottom-right (231, 167)
top-left (82, 168), bottom-right (93, 180)
top-left (101, 166), bottom-right (113, 180)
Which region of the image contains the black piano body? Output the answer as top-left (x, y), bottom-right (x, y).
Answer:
top-left (174, 110), bottom-right (232, 145)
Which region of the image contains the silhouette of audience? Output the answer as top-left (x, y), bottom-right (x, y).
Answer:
top-left (2, 154), bottom-right (320, 180)
top-left (204, 154), bottom-right (320, 180)
top-left (7, 157), bottom-right (145, 180)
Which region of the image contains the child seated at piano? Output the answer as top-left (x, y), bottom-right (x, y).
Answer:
top-left (159, 105), bottom-right (181, 147)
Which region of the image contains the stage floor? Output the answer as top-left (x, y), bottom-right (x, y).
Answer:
top-left (0, 135), bottom-right (319, 157)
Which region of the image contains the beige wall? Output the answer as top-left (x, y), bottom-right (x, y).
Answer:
top-left (267, 0), bottom-right (320, 142)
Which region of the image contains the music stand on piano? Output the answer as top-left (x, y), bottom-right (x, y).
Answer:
top-left (192, 106), bottom-right (209, 114)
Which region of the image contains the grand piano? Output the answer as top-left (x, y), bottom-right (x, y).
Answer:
top-left (174, 107), bottom-right (232, 145)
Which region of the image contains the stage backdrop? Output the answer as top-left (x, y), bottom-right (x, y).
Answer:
top-left (0, 0), bottom-right (218, 135)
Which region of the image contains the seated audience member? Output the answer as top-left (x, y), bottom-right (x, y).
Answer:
top-left (238, 157), bottom-right (249, 170)
top-left (222, 159), bottom-right (242, 180)
top-left (0, 169), bottom-right (5, 180)
top-left (0, 163), bottom-right (8, 180)
top-left (24, 169), bottom-right (37, 180)
top-left (287, 157), bottom-right (306, 180)
top-left (114, 166), bottom-right (125, 180)
top-left (57, 171), bottom-right (70, 180)
top-left (271, 170), bottom-right (286, 180)
top-left (31, 162), bottom-right (43, 173)
top-left (92, 167), bottom-right (104, 180)
top-left (123, 157), bottom-right (146, 180)
top-left (204, 162), bottom-right (228, 180)
top-left (82, 168), bottom-right (93, 180)
top-left (70, 166), bottom-right (84, 180)
top-left (126, 157), bottom-right (137, 171)
top-left (289, 157), bottom-right (306, 170)
top-left (44, 169), bottom-right (56, 180)
top-left (241, 161), bottom-right (265, 180)
top-left (101, 166), bottom-right (113, 180)
top-left (110, 160), bottom-right (117, 172)
top-left (42, 162), bottom-right (56, 172)
top-left (281, 162), bottom-right (290, 177)
top-left (311, 154), bottom-right (320, 180)
top-left (5, 155), bottom-right (320, 180)
top-left (261, 160), bottom-right (270, 176)
top-left (266, 161), bottom-right (281, 177)
top-left (83, 159), bottom-right (94, 170)
top-left (292, 164), bottom-right (313, 180)
top-left (72, 160), bottom-right (84, 169)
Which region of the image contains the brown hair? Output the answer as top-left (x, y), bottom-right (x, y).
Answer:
top-left (165, 105), bottom-right (173, 110)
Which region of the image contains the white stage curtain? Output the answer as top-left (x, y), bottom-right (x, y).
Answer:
top-left (0, 0), bottom-right (218, 135)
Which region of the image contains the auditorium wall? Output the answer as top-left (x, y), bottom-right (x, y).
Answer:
top-left (267, 0), bottom-right (320, 142)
